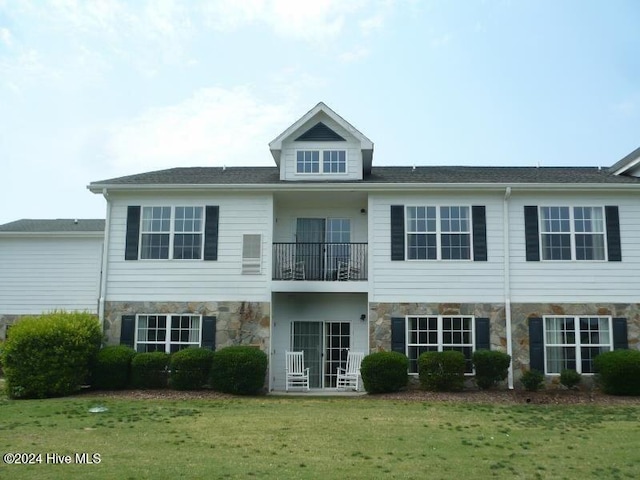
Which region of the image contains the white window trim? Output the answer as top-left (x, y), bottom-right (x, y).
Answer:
top-left (405, 205), bottom-right (474, 261)
top-left (543, 315), bottom-right (613, 375)
top-left (405, 315), bottom-right (476, 376)
top-left (295, 149), bottom-right (347, 175)
top-left (538, 205), bottom-right (608, 262)
top-left (134, 313), bottom-right (203, 353)
top-left (139, 206), bottom-right (205, 261)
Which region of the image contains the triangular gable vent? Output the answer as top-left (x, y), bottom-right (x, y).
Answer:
top-left (295, 122), bottom-right (346, 142)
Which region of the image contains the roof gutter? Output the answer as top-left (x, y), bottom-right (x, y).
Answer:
top-left (86, 181), bottom-right (640, 194)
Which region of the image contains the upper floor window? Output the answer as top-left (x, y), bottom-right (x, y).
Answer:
top-left (140, 206), bottom-right (203, 260)
top-left (540, 206), bottom-right (605, 261)
top-left (296, 150), bottom-right (346, 174)
top-left (407, 206), bottom-right (471, 260)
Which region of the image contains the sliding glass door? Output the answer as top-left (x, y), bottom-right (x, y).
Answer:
top-left (292, 321), bottom-right (350, 388)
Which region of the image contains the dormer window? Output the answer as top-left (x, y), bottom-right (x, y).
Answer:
top-left (296, 149), bottom-right (346, 174)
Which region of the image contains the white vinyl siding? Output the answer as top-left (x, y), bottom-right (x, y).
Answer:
top-left (370, 193), bottom-right (504, 303)
top-left (0, 236), bottom-right (103, 314)
top-left (105, 193), bottom-right (273, 302)
top-left (510, 193), bottom-right (640, 302)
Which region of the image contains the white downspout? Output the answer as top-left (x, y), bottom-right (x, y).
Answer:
top-left (98, 189), bottom-right (111, 329)
top-left (503, 187), bottom-right (514, 389)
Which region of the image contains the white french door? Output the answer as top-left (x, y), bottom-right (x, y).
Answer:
top-left (291, 321), bottom-right (350, 388)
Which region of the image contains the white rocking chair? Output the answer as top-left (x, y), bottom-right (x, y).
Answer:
top-left (336, 351), bottom-right (364, 391)
top-left (285, 351), bottom-right (310, 391)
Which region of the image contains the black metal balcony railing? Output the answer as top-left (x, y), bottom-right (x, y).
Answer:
top-left (273, 243), bottom-right (368, 281)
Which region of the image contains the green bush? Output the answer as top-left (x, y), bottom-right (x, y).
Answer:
top-left (131, 352), bottom-right (170, 389)
top-left (472, 350), bottom-right (511, 390)
top-left (418, 351), bottom-right (466, 391)
top-left (1, 312), bottom-right (102, 398)
top-left (92, 345), bottom-right (137, 390)
top-left (360, 351), bottom-right (408, 393)
top-left (170, 348), bottom-right (215, 390)
top-left (594, 350), bottom-right (640, 396)
top-left (209, 346), bottom-right (268, 395)
top-left (559, 369), bottom-right (582, 390)
top-left (521, 369), bottom-right (544, 392)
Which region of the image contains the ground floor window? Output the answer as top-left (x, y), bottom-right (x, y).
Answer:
top-left (136, 314), bottom-right (201, 353)
top-left (544, 316), bottom-right (612, 374)
top-left (406, 316), bottom-right (475, 374)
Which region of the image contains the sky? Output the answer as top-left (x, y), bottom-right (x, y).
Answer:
top-left (1, 0), bottom-right (639, 225)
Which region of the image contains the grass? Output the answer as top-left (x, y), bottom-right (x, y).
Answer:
top-left (0, 393), bottom-right (639, 479)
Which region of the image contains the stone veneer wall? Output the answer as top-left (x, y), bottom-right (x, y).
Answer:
top-left (369, 302), bottom-right (640, 386)
top-left (103, 301), bottom-right (271, 351)
top-left (369, 302), bottom-right (507, 353)
top-left (510, 303), bottom-right (640, 377)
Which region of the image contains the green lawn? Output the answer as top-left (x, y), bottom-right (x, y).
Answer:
top-left (1, 393), bottom-right (639, 479)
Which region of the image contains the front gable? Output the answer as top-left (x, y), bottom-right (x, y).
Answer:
top-left (269, 102), bottom-right (374, 181)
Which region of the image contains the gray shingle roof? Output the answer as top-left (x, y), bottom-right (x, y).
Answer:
top-left (89, 166), bottom-right (640, 187)
top-left (0, 219), bottom-right (105, 233)
top-left (608, 146), bottom-right (640, 174)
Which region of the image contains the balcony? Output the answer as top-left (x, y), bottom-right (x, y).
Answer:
top-left (273, 243), bottom-right (368, 281)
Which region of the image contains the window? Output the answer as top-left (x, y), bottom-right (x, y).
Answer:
top-left (544, 316), bottom-right (612, 374)
top-left (242, 234), bottom-right (262, 274)
top-left (296, 150), bottom-right (346, 174)
top-left (140, 206), bottom-right (203, 259)
top-left (136, 314), bottom-right (201, 353)
top-left (540, 206), bottom-right (605, 261)
top-left (406, 316), bottom-right (475, 374)
top-left (406, 206), bottom-right (471, 260)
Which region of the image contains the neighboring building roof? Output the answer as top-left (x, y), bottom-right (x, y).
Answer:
top-left (88, 165), bottom-right (640, 189)
top-left (0, 219), bottom-right (105, 233)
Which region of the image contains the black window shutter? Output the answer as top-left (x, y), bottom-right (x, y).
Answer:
top-left (391, 317), bottom-right (406, 354)
top-left (612, 318), bottom-right (628, 350)
top-left (472, 206), bottom-right (487, 261)
top-left (120, 315), bottom-right (136, 348)
top-left (528, 317), bottom-right (544, 372)
top-left (201, 316), bottom-right (216, 350)
top-left (125, 206), bottom-right (141, 261)
top-left (605, 206), bottom-right (622, 262)
top-left (390, 205), bottom-right (405, 261)
top-left (524, 206), bottom-right (540, 261)
top-left (204, 206), bottom-right (219, 261)
top-left (475, 317), bottom-right (491, 350)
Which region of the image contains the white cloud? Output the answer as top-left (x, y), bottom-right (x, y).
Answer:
top-left (339, 45), bottom-right (370, 63)
top-left (106, 86), bottom-right (296, 171)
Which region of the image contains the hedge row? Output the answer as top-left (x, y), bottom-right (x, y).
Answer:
top-left (93, 346), bottom-right (267, 394)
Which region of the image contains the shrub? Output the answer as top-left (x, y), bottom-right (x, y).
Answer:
top-left (594, 350), bottom-right (640, 396)
top-left (170, 347), bottom-right (215, 390)
top-left (472, 350), bottom-right (511, 390)
top-left (418, 351), bottom-right (466, 391)
top-left (1, 311), bottom-right (102, 398)
top-left (559, 369), bottom-right (582, 390)
top-left (209, 346), bottom-right (268, 395)
top-left (131, 352), bottom-right (170, 389)
top-left (521, 369), bottom-right (544, 392)
top-left (92, 345), bottom-right (137, 390)
top-left (360, 351), bottom-right (408, 393)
